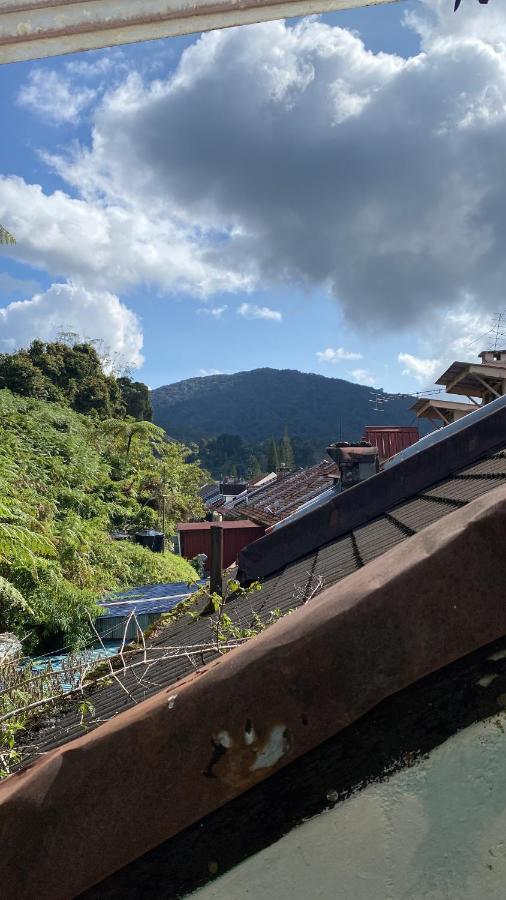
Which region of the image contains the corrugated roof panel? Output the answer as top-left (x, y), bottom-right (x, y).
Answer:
top-left (313, 535), bottom-right (358, 585)
top-left (387, 497), bottom-right (450, 533)
top-left (459, 455), bottom-right (506, 478)
top-left (353, 516), bottom-right (407, 564)
top-left (423, 476), bottom-right (506, 505)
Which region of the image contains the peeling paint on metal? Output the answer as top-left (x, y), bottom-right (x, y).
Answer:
top-left (250, 725), bottom-right (290, 771)
top-left (0, 0), bottom-right (401, 65)
top-left (217, 730), bottom-right (232, 749)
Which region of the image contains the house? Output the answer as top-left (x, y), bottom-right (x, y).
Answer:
top-left (2, 395), bottom-right (506, 898)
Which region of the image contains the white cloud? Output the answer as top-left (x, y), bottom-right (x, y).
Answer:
top-left (198, 305), bottom-right (228, 319)
top-left (0, 281), bottom-right (143, 368)
top-left (0, 176), bottom-right (248, 298)
top-left (17, 70), bottom-right (96, 124)
top-left (398, 352), bottom-right (440, 383)
top-left (199, 368), bottom-right (224, 376)
top-left (317, 347), bottom-right (362, 363)
top-left (237, 302), bottom-right (282, 322)
top-left (3, 9), bottom-right (506, 340)
top-left (350, 368), bottom-right (377, 387)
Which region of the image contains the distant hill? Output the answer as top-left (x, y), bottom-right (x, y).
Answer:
top-left (151, 368), bottom-right (422, 444)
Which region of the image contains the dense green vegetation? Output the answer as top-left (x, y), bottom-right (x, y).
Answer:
top-left (0, 388), bottom-right (203, 652)
top-left (151, 367), bottom-right (421, 446)
top-left (195, 430), bottom-right (309, 479)
top-left (0, 340), bottom-right (152, 421)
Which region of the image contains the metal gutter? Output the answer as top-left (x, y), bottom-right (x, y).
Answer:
top-left (0, 0), bottom-right (401, 64)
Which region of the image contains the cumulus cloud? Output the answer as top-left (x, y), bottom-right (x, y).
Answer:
top-left (3, 4), bottom-right (506, 336)
top-left (350, 368), bottom-right (377, 387)
top-left (398, 352), bottom-right (440, 383)
top-left (0, 176), bottom-right (248, 297)
top-left (0, 282), bottom-right (143, 368)
top-left (398, 305), bottom-right (494, 384)
top-left (317, 347), bottom-right (362, 363)
top-left (17, 70), bottom-right (96, 124)
top-left (237, 302), bottom-right (282, 321)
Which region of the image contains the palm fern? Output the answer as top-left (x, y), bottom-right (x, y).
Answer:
top-left (0, 226), bottom-right (15, 245)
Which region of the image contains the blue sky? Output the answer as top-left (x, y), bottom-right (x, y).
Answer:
top-left (0, 0), bottom-right (504, 391)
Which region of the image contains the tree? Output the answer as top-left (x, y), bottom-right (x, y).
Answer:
top-left (117, 377), bottom-right (152, 421)
top-left (267, 437), bottom-right (280, 472)
top-left (0, 226), bottom-right (15, 245)
top-left (102, 419), bottom-right (164, 464)
top-left (0, 340), bottom-right (139, 419)
top-left (279, 427), bottom-right (295, 469)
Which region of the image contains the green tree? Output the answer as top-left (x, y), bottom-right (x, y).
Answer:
top-left (0, 226), bottom-right (15, 245)
top-left (279, 428), bottom-right (295, 469)
top-left (0, 389), bottom-right (201, 651)
top-left (117, 377), bottom-right (152, 421)
top-left (267, 437), bottom-right (280, 472)
top-left (0, 340), bottom-right (132, 419)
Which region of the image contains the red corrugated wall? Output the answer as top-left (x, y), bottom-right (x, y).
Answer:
top-left (363, 426), bottom-right (420, 461)
top-left (179, 525), bottom-right (264, 571)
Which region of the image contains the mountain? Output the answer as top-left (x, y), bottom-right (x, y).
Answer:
top-left (151, 368), bottom-right (422, 445)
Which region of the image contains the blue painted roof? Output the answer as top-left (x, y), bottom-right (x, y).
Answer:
top-left (98, 580), bottom-right (203, 619)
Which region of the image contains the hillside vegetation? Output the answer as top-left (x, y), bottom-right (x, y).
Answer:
top-left (0, 385), bottom-right (202, 652)
top-left (151, 368), bottom-right (420, 445)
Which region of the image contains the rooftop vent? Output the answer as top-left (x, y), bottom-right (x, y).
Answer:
top-left (326, 441), bottom-right (379, 491)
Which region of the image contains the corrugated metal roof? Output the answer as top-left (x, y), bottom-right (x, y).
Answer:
top-left (223, 459), bottom-right (338, 527)
top-left (0, 0), bottom-right (401, 64)
top-left (98, 581), bottom-right (202, 619)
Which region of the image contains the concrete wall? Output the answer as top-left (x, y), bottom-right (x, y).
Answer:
top-left (190, 711), bottom-right (506, 900)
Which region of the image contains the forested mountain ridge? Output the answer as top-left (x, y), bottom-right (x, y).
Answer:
top-left (151, 368), bottom-right (420, 444)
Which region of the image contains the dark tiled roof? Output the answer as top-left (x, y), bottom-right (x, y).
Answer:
top-left (223, 459), bottom-right (338, 527)
top-left (17, 437), bottom-right (506, 771)
top-left (238, 395), bottom-right (506, 581)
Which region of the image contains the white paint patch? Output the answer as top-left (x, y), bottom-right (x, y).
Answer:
top-left (217, 731), bottom-right (232, 749)
top-left (167, 694), bottom-right (178, 709)
top-left (244, 724), bottom-right (256, 746)
top-left (250, 725), bottom-right (289, 772)
top-left (477, 675), bottom-right (498, 688)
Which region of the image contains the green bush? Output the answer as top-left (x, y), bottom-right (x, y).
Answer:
top-left (0, 388), bottom-right (204, 651)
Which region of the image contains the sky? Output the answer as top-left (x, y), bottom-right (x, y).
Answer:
top-left (0, 0), bottom-right (505, 393)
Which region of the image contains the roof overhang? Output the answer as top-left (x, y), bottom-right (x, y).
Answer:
top-left (0, 0), bottom-right (401, 64)
top-left (436, 362), bottom-right (506, 399)
top-left (411, 397), bottom-right (475, 422)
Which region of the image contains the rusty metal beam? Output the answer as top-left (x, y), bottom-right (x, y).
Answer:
top-left (0, 0), bottom-right (401, 65)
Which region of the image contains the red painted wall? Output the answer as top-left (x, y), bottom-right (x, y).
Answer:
top-left (363, 426), bottom-right (419, 462)
top-left (178, 523), bottom-right (265, 571)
